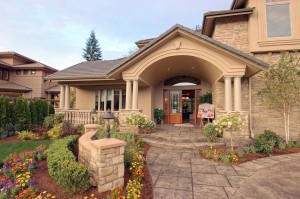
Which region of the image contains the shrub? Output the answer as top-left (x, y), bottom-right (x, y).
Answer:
top-left (44, 114), bottom-right (64, 129)
top-left (4, 123), bottom-right (16, 137)
top-left (259, 130), bottom-right (283, 147)
top-left (287, 141), bottom-right (295, 148)
top-left (203, 123), bottom-right (218, 142)
top-left (125, 112), bottom-right (155, 134)
top-left (17, 131), bottom-right (40, 141)
top-left (278, 142), bottom-right (286, 150)
top-left (47, 125), bottom-right (62, 140)
top-left (29, 101), bottom-right (37, 125)
top-left (47, 135), bottom-right (90, 195)
top-left (13, 96), bottom-right (31, 131)
top-left (48, 103), bottom-right (55, 115)
top-left (243, 146), bottom-right (257, 154)
top-left (252, 137), bottom-right (274, 155)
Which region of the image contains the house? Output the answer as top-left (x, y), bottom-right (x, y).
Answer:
top-left (45, 0), bottom-right (300, 140)
top-left (0, 52), bottom-right (59, 103)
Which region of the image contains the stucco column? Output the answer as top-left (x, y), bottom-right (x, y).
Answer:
top-left (125, 80), bottom-right (132, 109)
top-left (234, 76), bottom-right (242, 111)
top-left (111, 89), bottom-right (115, 111)
top-left (224, 76), bottom-right (232, 111)
top-left (98, 90), bottom-right (101, 111)
top-left (104, 89), bottom-right (107, 111)
top-left (60, 85), bottom-right (65, 109)
top-left (119, 89), bottom-right (122, 110)
top-left (132, 80), bottom-right (139, 109)
top-left (65, 85), bottom-right (70, 109)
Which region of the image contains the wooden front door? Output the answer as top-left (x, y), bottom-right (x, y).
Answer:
top-left (169, 90), bottom-right (182, 124)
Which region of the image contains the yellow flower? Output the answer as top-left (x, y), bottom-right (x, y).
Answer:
top-left (52, 196), bottom-right (56, 199)
top-left (91, 194), bottom-right (95, 197)
top-left (22, 183), bottom-right (25, 186)
top-left (84, 197), bottom-right (88, 199)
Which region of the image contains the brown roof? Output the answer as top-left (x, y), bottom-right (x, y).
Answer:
top-left (13, 63), bottom-right (58, 72)
top-left (231, 0), bottom-right (247, 10)
top-left (0, 81), bottom-right (32, 92)
top-left (0, 60), bottom-right (12, 69)
top-left (46, 24), bottom-right (268, 81)
top-left (45, 84), bottom-right (60, 93)
top-left (44, 58), bottom-right (127, 80)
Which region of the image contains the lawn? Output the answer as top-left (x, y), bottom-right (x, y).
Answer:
top-left (0, 140), bottom-right (52, 165)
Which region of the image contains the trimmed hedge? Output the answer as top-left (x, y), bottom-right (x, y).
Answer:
top-left (47, 135), bottom-right (90, 195)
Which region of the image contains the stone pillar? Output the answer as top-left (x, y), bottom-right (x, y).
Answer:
top-left (125, 80), bottom-right (132, 109)
top-left (224, 76), bottom-right (232, 111)
top-left (84, 124), bottom-right (101, 134)
top-left (234, 76), bottom-right (242, 111)
top-left (132, 80), bottom-right (138, 109)
top-left (60, 85), bottom-right (65, 109)
top-left (65, 85), bottom-right (70, 109)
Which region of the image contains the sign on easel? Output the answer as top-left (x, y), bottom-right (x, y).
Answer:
top-left (197, 103), bottom-right (214, 119)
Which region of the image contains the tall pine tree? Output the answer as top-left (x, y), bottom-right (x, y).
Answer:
top-left (82, 30), bottom-right (102, 61)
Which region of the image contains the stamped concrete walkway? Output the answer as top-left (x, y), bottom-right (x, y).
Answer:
top-left (147, 147), bottom-right (300, 199)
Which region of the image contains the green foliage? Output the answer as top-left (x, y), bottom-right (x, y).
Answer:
top-left (0, 96), bottom-right (13, 128)
top-left (47, 135), bottom-right (90, 195)
top-left (252, 137), bottom-right (275, 155)
top-left (243, 145), bottom-right (257, 154)
top-left (198, 92), bottom-right (212, 104)
top-left (44, 114), bottom-right (65, 129)
top-left (29, 101), bottom-right (38, 125)
top-left (17, 131), bottom-right (40, 141)
top-left (13, 96), bottom-right (31, 131)
top-left (258, 130), bottom-right (283, 147)
top-left (287, 141), bottom-right (295, 148)
top-left (154, 108), bottom-right (164, 123)
top-left (203, 123), bottom-right (218, 142)
top-left (278, 142), bottom-right (286, 150)
top-left (82, 30), bottom-right (102, 61)
top-left (48, 103), bottom-right (55, 115)
top-left (35, 99), bottom-right (49, 125)
top-left (258, 51), bottom-right (300, 142)
top-left (125, 112), bottom-right (156, 134)
top-left (47, 125), bottom-right (62, 140)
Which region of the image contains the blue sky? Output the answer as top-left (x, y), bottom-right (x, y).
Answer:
top-left (0, 0), bottom-right (232, 70)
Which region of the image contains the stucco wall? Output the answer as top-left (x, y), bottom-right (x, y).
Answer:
top-left (76, 87), bottom-right (95, 110)
top-left (212, 15), bottom-right (249, 54)
top-left (138, 86), bottom-right (153, 119)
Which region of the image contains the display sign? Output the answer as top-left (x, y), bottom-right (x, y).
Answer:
top-left (197, 103), bottom-right (214, 119)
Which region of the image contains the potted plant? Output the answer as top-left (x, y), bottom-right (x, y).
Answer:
top-left (154, 108), bottom-right (164, 124)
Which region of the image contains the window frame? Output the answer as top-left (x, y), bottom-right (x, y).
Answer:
top-left (265, 0), bottom-right (292, 39)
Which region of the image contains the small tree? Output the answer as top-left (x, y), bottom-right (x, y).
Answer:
top-left (82, 30), bottom-right (102, 61)
top-left (258, 51), bottom-right (300, 142)
top-left (14, 96), bottom-right (31, 131)
top-left (29, 101), bottom-right (38, 125)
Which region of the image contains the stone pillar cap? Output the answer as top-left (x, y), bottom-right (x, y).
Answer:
top-left (84, 124), bottom-right (101, 129)
top-left (91, 138), bottom-right (126, 149)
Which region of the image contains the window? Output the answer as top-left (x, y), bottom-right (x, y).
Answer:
top-left (266, 0), bottom-right (291, 37)
top-left (31, 70), bottom-right (36, 75)
top-left (16, 70), bottom-right (21, 75)
top-left (2, 69), bottom-right (9, 80)
top-left (23, 70), bottom-right (28, 75)
top-left (96, 89), bottom-right (126, 111)
top-left (114, 90), bottom-right (120, 111)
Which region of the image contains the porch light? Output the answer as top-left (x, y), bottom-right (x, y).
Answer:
top-left (102, 110), bottom-right (115, 138)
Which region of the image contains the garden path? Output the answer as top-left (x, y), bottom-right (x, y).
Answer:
top-left (146, 144), bottom-right (300, 198)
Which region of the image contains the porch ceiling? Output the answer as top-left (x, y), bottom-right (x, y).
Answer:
top-left (139, 55), bottom-right (222, 86)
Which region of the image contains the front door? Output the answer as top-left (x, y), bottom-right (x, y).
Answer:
top-left (169, 90), bottom-right (182, 123)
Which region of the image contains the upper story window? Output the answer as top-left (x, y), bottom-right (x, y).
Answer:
top-left (23, 70), bottom-right (28, 75)
top-left (31, 70), bottom-right (36, 75)
top-left (266, 0), bottom-right (291, 38)
top-left (0, 68), bottom-right (9, 80)
top-left (16, 70), bottom-right (21, 75)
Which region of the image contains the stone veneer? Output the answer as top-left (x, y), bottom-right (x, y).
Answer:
top-left (78, 130), bottom-right (126, 193)
top-left (118, 109), bottom-right (140, 133)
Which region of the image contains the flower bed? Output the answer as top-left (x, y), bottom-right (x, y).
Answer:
top-left (0, 145), bottom-right (47, 199)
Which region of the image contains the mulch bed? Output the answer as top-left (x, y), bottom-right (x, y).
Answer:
top-left (32, 143), bottom-right (153, 199)
top-left (199, 146), bottom-right (300, 165)
top-left (0, 136), bottom-right (21, 143)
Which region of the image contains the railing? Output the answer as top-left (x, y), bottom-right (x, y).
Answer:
top-left (55, 109), bottom-right (120, 125)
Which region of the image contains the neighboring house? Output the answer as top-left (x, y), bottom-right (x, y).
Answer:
top-left (0, 52), bottom-right (59, 102)
top-left (45, 0), bottom-right (300, 140)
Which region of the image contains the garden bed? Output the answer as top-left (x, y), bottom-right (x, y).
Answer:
top-left (200, 145), bottom-right (300, 165)
top-left (32, 143), bottom-right (153, 199)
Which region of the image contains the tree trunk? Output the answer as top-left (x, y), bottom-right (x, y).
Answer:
top-left (283, 106), bottom-right (288, 142)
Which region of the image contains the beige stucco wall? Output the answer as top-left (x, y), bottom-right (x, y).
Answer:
top-left (212, 15), bottom-right (249, 54)
top-left (138, 86), bottom-right (153, 119)
top-left (76, 87), bottom-right (95, 110)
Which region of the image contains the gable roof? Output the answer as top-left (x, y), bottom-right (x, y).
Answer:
top-left (45, 58), bottom-right (127, 80)
top-left (46, 24), bottom-right (268, 81)
top-left (0, 82), bottom-right (32, 92)
top-left (13, 62), bottom-right (58, 72)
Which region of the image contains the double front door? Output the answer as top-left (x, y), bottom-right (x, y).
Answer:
top-left (163, 89), bottom-right (201, 124)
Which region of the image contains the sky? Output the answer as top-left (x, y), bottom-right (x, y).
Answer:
top-left (0, 0), bottom-right (232, 70)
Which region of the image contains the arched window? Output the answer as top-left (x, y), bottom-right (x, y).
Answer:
top-left (164, 76), bottom-right (201, 86)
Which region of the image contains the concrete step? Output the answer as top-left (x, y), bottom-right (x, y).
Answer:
top-left (140, 137), bottom-right (225, 151)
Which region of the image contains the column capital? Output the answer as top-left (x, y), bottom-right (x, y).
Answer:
top-left (223, 75), bottom-right (233, 79)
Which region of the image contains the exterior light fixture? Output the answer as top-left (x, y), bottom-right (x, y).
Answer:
top-left (101, 109), bottom-right (115, 138)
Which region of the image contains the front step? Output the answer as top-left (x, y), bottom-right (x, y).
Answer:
top-left (140, 137), bottom-right (225, 151)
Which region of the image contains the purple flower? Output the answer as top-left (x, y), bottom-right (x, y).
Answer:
top-left (28, 179), bottom-right (35, 187)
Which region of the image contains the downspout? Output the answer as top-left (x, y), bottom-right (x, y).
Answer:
top-left (249, 77), bottom-right (254, 138)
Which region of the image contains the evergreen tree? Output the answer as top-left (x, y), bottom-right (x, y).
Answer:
top-left (29, 100), bottom-right (38, 125)
top-left (49, 103), bottom-right (55, 115)
top-left (13, 96), bottom-right (31, 130)
top-left (82, 30), bottom-right (102, 61)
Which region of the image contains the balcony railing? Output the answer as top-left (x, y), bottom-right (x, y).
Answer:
top-left (55, 109), bottom-right (120, 125)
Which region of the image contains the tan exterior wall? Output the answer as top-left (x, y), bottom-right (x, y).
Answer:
top-left (76, 88), bottom-right (95, 110)
top-left (10, 70), bottom-right (45, 98)
top-left (250, 53), bottom-right (300, 139)
top-left (138, 86), bottom-right (153, 119)
top-left (212, 15), bottom-right (249, 54)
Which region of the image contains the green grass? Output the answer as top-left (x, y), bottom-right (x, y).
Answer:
top-left (0, 140), bottom-right (52, 165)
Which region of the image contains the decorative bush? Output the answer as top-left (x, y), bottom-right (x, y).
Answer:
top-left (17, 131), bottom-right (40, 141)
top-left (154, 108), bottom-right (164, 124)
top-left (47, 135), bottom-right (90, 195)
top-left (48, 103), bottom-right (55, 115)
top-left (201, 145), bottom-right (241, 163)
top-left (198, 92), bottom-right (212, 104)
top-left (252, 137), bottom-right (275, 155)
top-left (258, 130), bottom-right (283, 147)
top-left (203, 123), bottom-right (218, 142)
top-left (125, 112), bottom-right (155, 134)
top-left (44, 114), bottom-right (64, 129)
top-left (13, 96), bottom-right (31, 131)
top-left (47, 125), bottom-right (62, 140)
